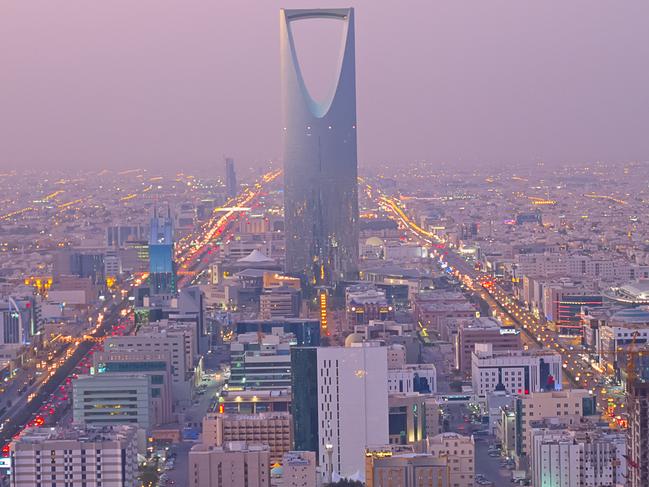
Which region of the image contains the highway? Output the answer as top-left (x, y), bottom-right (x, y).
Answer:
top-left (0, 169), bottom-right (281, 455)
top-left (374, 189), bottom-right (626, 427)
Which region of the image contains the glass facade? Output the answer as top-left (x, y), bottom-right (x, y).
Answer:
top-left (149, 206), bottom-right (176, 294)
top-left (281, 9), bottom-right (359, 286)
top-left (290, 347), bottom-right (318, 452)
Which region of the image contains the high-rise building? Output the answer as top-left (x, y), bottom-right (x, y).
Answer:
top-left (280, 8), bottom-right (359, 285)
top-left (225, 157), bottom-right (237, 198)
top-left (10, 425), bottom-right (139, 487)
top-left (628, 379), bottom-right (649, 487)
top-left (291, 343), bottom-right (389, 481)
top-left (188, 441), bottom-right (270, 487)
top-left (0, 297), bottom-right (38, 345)
top-left (149, 205), bottom-right (176, 295)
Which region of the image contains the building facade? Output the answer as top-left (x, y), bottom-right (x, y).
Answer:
top-left (281, 8), bottom-right (359, 285)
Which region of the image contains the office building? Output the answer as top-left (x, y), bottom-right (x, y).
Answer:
top-left (280, 451), bottom-right (317, 487)
top-left (260, 286), bottom-right (301, 319)
top-left (471, 343), bottom-right (562, 398)
top-left (104, 329), bottom-right (192, 404)
top-left (188, 441), bottom-right (270, 487)
top-left (291, 344), bottom-right (389, 480)
top-left (387, 394), bottom-right (430, 448)
top-left (426, 433), bottom-right (474, 487)
top-left (149, 205), bottom-right (176, 295)
top-left (387, 364), bottom-right (436, 394)
top-left (10, 425), bottom-right (139, 487)
top-left (218, 389), bottom-right (291, 415)
top-left (456, 317), bottom-right (520, 373)
top-left (72, 374), bottom-right (154, 429)
top-left (0, 296), bottom-right (38, 345)
top-left (93, 349), bottom-right (174, 424)
top-left (516, 389), bottom-right (598, 456)
top-left (225, 157), bottom-right (237, 198)
top-left (346, 288), bottom-right (394, 327)
top-left (365, 447), bottom-right (450, 487)
top-left (530, 426), bottom-right (624, 487)
top-left (281, 8), bottom-right (359, 285)
top-left (236, 318), bottom-right (320, 346)
top-left (229, 333), bottom-right (292, 391)
top-left (107, 224), bottom-right (147, 248)
top-left (202, 412), bottom-right (292, 464)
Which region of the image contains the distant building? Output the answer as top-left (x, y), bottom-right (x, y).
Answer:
top-left (235, 318), bottom-right (320, 346)
top-left (10, 425), bottom-right (139, 487)
top-left (188, 441), bottom-right (270, 487)
top-left (456, 317), bottom-right (520, 373)
top-left (0, 296), bottom-right (38, 345)
top-left (471, 343), bottom-right (562, 398)
top-left (229, 333), bottom-right (291, 391)
top-left (149, 205), bottom-right (176, 295)
top-left (259, 286), bottom-right (301, 319)
top-left (225, 157), bottom-right (237, 198)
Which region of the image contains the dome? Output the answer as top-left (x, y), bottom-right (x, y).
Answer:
top-left (365, 236), bottom-right (384, 247)
top-left (270, 466), bottom-right (283, 477)
top-left (345, 333), bottom-right (364, 347)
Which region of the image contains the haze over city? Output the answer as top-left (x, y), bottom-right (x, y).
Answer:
top-left (2, 3), bottom-right (649, 487)
top-left (2, 1), bottom-right (649, 172)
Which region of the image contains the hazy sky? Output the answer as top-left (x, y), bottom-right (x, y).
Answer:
top-left (2, 1), bottom-right (649, 172)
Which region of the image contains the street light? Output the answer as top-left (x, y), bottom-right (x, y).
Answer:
top-left (325, 443), bottom-right (334, 484)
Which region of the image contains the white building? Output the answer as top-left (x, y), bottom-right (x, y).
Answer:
top-left (104, 329), bottom-right (192, 403)
top-left (291, 343), bottom-right (389, 482)
top-left (471, 343), bottom-right (562, 398)
top-left (387, 364), bottom-right (436, 394)
top-left (72, 374), bottom-right (153, 429)
top-left (10, 425), bottom-right (139, 487)
top-left (530, 426), bottom-right (625, 487)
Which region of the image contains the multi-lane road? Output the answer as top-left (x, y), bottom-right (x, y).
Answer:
top-left (374, 189), bottom-right (626, 426)
top-left (0, 170), bottom-right (281, 455)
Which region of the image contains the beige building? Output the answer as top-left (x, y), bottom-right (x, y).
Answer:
top-left (365, 446), bottom-right (450, 487)
top-left (188, 441), bottom-right (270, 487)
top-left (518, 389), bottom-right (597, 455)
top-left (456, 317), bottom-right (520, 373)
top-left (426, 433), bottom-right (474, 487)
top-left (202, 412), bottom-right (292, 464)
top-left (280, 451), bottom-right (317, 487)
top-left (10, 425), bottom-right (139, 487)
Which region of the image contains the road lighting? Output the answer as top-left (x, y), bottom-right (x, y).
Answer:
top-left (325, 443), bottom-right (334, 484)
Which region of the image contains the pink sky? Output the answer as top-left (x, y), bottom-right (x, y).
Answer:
top-left (1, 1), bottom-right (649, 172)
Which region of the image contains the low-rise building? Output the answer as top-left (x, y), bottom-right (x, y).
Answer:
top-left (426, 433), bottom-right (474, 487)
top-left (202, 412), bottom-right (292, 464)
top-left (188, 441), bottom-right (270, 487)
top-left (10, 425), bottom-right (139, 487)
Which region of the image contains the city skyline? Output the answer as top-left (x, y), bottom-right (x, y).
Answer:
top-left (2, 1), bottom-right (649, 171)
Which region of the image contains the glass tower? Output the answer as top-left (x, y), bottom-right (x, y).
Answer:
top-left (280, 8), bottom-right (359, 286)
top-left (149, 205), bottom-right (176, 294)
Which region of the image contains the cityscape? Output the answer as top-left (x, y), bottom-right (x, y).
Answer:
top-left (2, 3), bottom-right (649, 487)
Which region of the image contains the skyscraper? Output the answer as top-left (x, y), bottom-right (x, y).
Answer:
top-left (149, 205), bottom-right (176, 294)
top-left (225, 157), bottom-right (237, 198)
top-left (291, 344), bottom-right (389, 481)
top-left (280, 8), bottom-right (359, 286)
